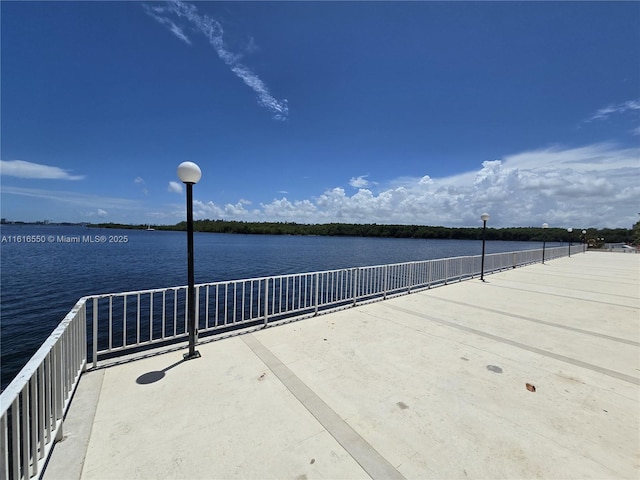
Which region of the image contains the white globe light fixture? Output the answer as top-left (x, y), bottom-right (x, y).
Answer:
top-left (178, 161), bottom-right (202, 360)
top-left (567, 227), bottom-right (573, 258)
top-left (177, 161), bottom-right (202, 185)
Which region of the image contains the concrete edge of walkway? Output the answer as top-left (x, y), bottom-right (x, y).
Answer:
top-left (43, 369), bottom-right (104, 480)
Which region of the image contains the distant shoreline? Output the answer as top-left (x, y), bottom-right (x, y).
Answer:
top-left (2, 219), bottom-right (631, 244)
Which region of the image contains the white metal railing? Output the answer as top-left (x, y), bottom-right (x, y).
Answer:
top-left (85, 246), bottom-right (574, 367)
top-left (0, 244), bottom-right (578, 479)
top-left (0, 300), bottom-right (86, 480)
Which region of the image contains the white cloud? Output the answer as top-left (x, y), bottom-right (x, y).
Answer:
top-left (97, 209), bottom-right (108, 217)
top-left (588, 99), bottom-right (640, 122)
top-left (261, 198), bottom-right (318, 221)
top-left (244, 36), bottom-right (259, 55)
top-left (349, 175), bottom-right (370, 188)
top-left (143, 5), bottom-right (191, 44)
top-left (168, 181), bottom-right (183, 193)
top-left (145, 1), bottom-right (288, 121)
top-left (1, 186), bottom-right (140, 210)
top-left (189, 199), bottom-right (260, 219)
top-left (632, 126), bottom-right (640, 136)
top-left (0, 160), bottom-right (85, 180)
top-left (168, 142), bottom-right (639, 229)
top-left (135, 176), bottom-right (149, 195)
top-left (501, 143), bottom-right (638, 171)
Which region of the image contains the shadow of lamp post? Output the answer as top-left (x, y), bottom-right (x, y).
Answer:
top-left (178, 161), bottom-right (202, 361)
top-left (480, 212), bottom-right (490, 281)
top-left (542, 222), bottom-right (549, 264)
top-left (567, 227), bottom-right (573, 258)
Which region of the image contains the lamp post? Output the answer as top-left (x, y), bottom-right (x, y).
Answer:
top-left (542, 223), bottom-right (549, 264)
top-left (480, 213), bottom-right (490, 281)
top-left (567, 227), bottom-right (573, 258)
top-left (582, 229), bottom-right (587, 253)
top-left (177, 161), bottom-right (202, 360)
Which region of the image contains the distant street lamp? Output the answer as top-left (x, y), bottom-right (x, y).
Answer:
top-left (178, 161), bottom-right (202, 360)
top-left (480, 213), bottom-right (490, 281)
top-left (582, 229), bottom-right (587, 253)
top-left (567, 227), bottom-right (573, 258)
top-left (542, 223), bottom-right (549, 264)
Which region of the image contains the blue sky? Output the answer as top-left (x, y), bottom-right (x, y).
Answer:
top-left (1, 1), bottom-right (639, 228)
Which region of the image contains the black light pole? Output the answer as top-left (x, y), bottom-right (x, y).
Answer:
top-left (542, 222), bottom-right (549, 264)
top-left (582, 229), bottom-right (587, 253)
top-left (178, 161), bottom-right (202, 360)
top-left (480, 212), bottom-right (490, 281)
top-left (567, 227), bottom-right (573, 258)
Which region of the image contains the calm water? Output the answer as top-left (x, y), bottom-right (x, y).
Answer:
top-left (1, 224), bottom-right (553, 389)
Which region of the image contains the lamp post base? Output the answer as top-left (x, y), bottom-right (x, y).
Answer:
top-left (183, 350), bottom-right (201, 361)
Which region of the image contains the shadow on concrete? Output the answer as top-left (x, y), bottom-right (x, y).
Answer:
top-left (136, 359), bottom-right (185, 385)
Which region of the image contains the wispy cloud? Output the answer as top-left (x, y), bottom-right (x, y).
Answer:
top-left (168, 181), bottom-right (183, 193)
top-left (349, 175), bottom-right (370, 188)
top-left (143, 5), bottom-right (191, 45)
top-left (0, 160), bottom-right (85, 180)
top-left (144, 1), bottom-right (288, 121)
top-left (134, 176), bottom-right (149, 195)
top-left (0, 186), bottom-right (140, 210)
top-left (588, 99), bottom-right (640, 122)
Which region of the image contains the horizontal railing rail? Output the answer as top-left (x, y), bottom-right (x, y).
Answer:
top-left (1, 244), bottom-right (580, 479)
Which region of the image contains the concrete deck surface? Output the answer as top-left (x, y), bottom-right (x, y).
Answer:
top-left (45, 252), bottom-right (639, 479)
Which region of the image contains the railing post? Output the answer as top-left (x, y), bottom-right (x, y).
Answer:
top-left (195, 286), bottom-right (200, 344)
top-left (29, 377), bottom-right (37, 477)
top-left (264, 279), bottom-right (269, 326)
top-left (408, 262), bottom-right (414, 293)
top-left (0, 414), bottom-right (7, 480)
top-left (53, 342), bottom-right (64, 442)
top-left (314, 273), bottom-right (320, 316)
top-left (383, 264), bottom-right (388, 299)
top-left (352, 268), bottom-right (359, 306)
top-left (21, 384), bottom-right (29, 476)
top-left (444, 259), bottom-right (449, 284)
top-left (92, 298), bottom-right (98, 369)
top-left (81, 302), bottom-right (87, 372)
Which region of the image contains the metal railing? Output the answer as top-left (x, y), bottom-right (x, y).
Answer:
top-left (0, 244), bottom-right (579, 479)
top-left (0, 300), bottom-right (86, 480)
top-left (85, 246), bottom-right (575, 366)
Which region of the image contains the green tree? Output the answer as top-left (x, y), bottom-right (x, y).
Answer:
top-left (633, 219), bottom-right (640, 245)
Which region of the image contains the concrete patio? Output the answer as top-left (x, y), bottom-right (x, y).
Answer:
top-left (44, 251), bottom-right (639, 479)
